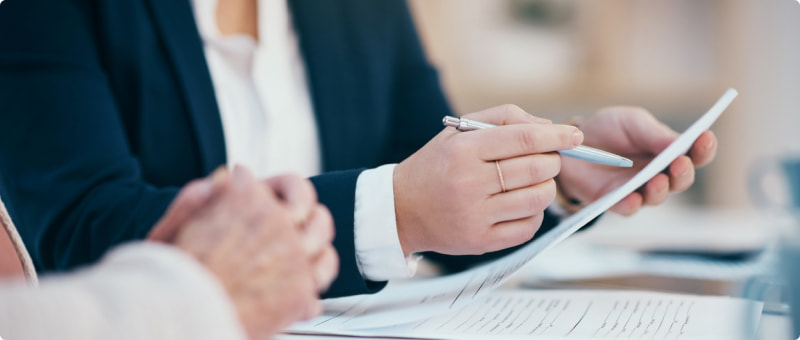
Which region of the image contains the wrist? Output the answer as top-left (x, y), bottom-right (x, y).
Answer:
top-left (392, 163), bottom-right (425, 257)
top-left (394, 199), bottom-right (421, 258)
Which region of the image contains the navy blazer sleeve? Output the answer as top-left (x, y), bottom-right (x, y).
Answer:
top-left (0, 0), bottom-right (178, 271)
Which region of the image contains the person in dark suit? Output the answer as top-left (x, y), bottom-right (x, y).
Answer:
top-left (0, 0), bottom-right (717, 298)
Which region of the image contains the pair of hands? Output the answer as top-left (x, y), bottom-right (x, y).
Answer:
top-left (394, 104), bottom-right (717, 257)
top-left (148, 167), bottom-right (338, 340)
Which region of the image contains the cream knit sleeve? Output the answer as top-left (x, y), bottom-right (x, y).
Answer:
top-left (0, 243), bottom-right (247, 340)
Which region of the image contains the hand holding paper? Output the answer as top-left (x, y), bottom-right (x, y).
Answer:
top-left (556, 106), bottom-right (719, 216)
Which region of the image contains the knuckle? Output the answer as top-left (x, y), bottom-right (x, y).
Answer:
top-left (504, 227), bottom-right (533, 249)
top-left (496, 217), bottom-right (543, 250)
top-left (531, 213), bottom-right (545, 228)
top-left (525, 193), bottom-right (542, 214)
top-left (297, 176), bottom-right (317, 202)
top-left (441, 142), bottom-right (469, 168)
top-left (317, 252), bottom-right (339, 291)
top-left (526, 160), bottom-right (541, 183)
top-left (280, 173), bottom-right (301, 185)
top-left (321, 247), bottom-right (339, 271)
top-left (527, 179), bottom-right (556, 212)
top-left (617, 106), bottom-right (652, 121)
top-left (518, 222), bottom-right (538, 243)
top-left (316, 205), bottom-right (335, 235)
top-left (501, 104), bottom-right (524, 116)
top-left (527, 160), bottom-right (546, 183)
top-left (439, 144), bottom-right (459, 164)
top-left (329, 248), bottom-right (340, 274)
top-left (516, 129), bottom-right (538, 152)
top-left (210, 170), bottom-right (233, 190)
top-left (542, 179), bottom-right (557, 205)
top-left (541, 153), bottom-right (561, 179)
top-left (285, 173), bottom-right (312, 190)
top-left (551, 154), bottom-right (562, 174)
top-left (629, 106), bottom-right (651, 117)
top-left (449, 138), bottom-right (475, 156)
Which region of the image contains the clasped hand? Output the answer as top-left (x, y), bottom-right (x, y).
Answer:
top-left (148, 167), bottom-right (338, 339)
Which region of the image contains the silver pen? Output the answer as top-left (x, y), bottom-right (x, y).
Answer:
top-left (443, 116), bottom-right (633, 167)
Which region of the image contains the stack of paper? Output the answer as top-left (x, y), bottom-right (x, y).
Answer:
top-left (290, 289), bottom-right (762, 340)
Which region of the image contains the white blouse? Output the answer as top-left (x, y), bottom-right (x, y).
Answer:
top-left (189, 0), bottom-right (413, 281)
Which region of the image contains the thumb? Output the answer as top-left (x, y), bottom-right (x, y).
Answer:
top-left (147, 169), bottom-right (228, 242)
top-left (147, 179), bottom-right (214, 242)
top-left (263, 174), bottom-right (317, 225)
top-left (626, 111), bottom-right (679, 155)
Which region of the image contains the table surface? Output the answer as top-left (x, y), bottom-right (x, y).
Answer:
top-left (277, 207), bottom-right (796, 339)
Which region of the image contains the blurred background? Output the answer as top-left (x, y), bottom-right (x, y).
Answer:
top-left (408, 0), bottom-right (800, 209)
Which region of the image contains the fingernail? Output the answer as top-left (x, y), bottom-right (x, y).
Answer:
top-left (704, 138), bottom-right (715, 151)
top-left (211, 167), bottom-right (229, 187)
top-left (194, 178), bottom-right (214, 198)
top-left (677, 162), bottom-right (690, 177)
top-left (572, 129), bottom-right (584, 146)
top-left (231, 165), bottom-right (252, 184)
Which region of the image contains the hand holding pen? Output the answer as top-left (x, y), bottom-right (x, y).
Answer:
top-left (443, 116), bottom-right (633, 168)
top-left (393, 105), bottom-right (582, 257)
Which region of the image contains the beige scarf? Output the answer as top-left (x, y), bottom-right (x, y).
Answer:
top-left (0, 195), bottom-right (38, 284)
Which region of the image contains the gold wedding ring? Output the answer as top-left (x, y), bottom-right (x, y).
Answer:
top-left (495, 160), bottom-right (507, 193)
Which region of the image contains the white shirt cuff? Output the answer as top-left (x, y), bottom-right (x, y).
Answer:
top-left (354, 164), bottom-right (419, 281)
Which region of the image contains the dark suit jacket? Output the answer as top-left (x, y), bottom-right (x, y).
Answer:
top-left (0, 0), bottom-right (560, 297)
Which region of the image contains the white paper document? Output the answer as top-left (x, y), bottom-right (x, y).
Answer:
top-left (289, 89), bottom-right (740, 332)
top-left (291, 289), bottom-right (762, 340)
